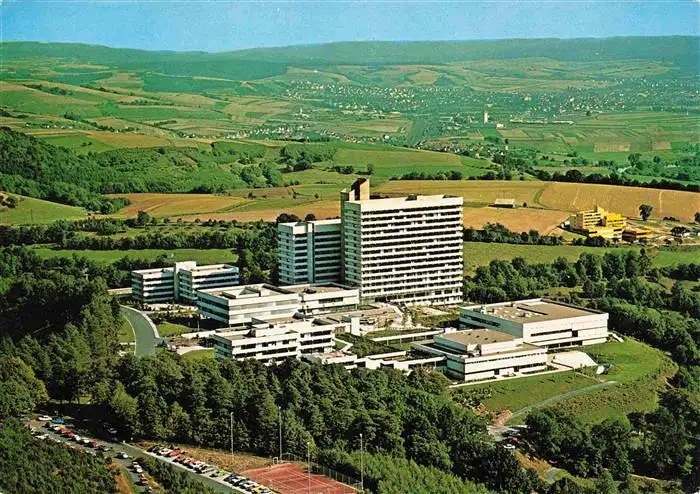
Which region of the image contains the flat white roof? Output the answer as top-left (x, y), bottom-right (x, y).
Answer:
top-left (345, 194), bottom-right (463, 211)
top-left (463, 298), bottom-right (602, 323)
top-left (440, 329), bottom-right (514, 345)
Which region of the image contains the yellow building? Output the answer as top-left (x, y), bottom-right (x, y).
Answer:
top-left (569, 206), bottom-right (627, 239)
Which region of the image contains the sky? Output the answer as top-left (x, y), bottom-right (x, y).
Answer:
top-left (1, 1), bottom-right (699, 52)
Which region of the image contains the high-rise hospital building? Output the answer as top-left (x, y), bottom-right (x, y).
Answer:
top-left (278, 179), bottom-right (464, 305)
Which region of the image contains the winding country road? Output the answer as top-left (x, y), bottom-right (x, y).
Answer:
top-left (120, 306), bottom-right (161, 357)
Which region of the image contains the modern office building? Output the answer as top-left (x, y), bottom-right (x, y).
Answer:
top-left (211, 316), bottom-right (341, 362)
top-left (131, 261), bottom-right (239, 304)
top-left (340, 178), bottom-right (464, 305)
top-left (196, 282), bottom-right (359, 326)
top-left (412, 329), bottom-right (548, 382)
top-left (197, 284), bottom-right (300, 327)
top-left (459, 298), bottom-right (609, 349)
top-left (568, 206), bottom-right (627, 239)
top-left (175, 263), bottom-right (241, 303)
top-left (278, 219), bottom-right (342, 285)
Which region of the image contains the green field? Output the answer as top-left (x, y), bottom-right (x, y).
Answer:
top-left (463, 242), bottom-right (700, 273)
top-left (157, 321), bottom-right (195, 337)
top-left (118, 316), bottom-right (136, 345)
top-left (30, 247), bottom-right (237, 265)
top-left (0, 195), bottom-right (86, 224)
top-left (181, 349), bottom-right (215, 361)
top-left (460, 338), bottom-right (675, 424)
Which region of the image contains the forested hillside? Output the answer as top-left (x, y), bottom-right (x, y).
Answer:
top-left (3, 37), bottom-right (698, 73)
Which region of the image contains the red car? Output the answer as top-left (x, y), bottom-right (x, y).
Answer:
top-left (168, 449), bottom-right (181, 458)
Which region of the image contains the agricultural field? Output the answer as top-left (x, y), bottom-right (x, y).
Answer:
top-left (462, 243), bottom-right (634, 273)
top-left (0, 194), bottom-right (87, 224)
top-left (109, 193), bottom-right (250, 218)
top-left (30, 247), bottom-right (237, 265)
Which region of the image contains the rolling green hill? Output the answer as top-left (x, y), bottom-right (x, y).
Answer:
top-left (3, 37), bottom-right (698, 74)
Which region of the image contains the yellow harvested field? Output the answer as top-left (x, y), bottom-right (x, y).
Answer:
top-left (538, 182), bottom-right (700, 221)
top-left (178, 200), bottom-right (340, 223)
top-left (108, 193), bottom-right (249, 217)
top-left (377, 180), bottom-right (546, 205)
top-left (84, 131), bottom-right (172, 148)
top-left (462, 207), bottom-right (568, 234)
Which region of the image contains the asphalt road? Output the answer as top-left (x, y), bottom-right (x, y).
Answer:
top-left (120, 306), bottom-right (160, 357)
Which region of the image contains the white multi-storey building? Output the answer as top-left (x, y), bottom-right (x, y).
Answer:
top-left (176, 263), bottom-right (241, 303)
top-left (131, 267), bottom-right (176, 303)
top-left (459, 298), bottom-right (609, 349)
top-left (197, 284), bottom-right (300, 327)
top-left (196, 283), bottom-right (360, 326)
top-left (278, 219), bottom-right (342, 285)
top-left (340, 179), bottom-right (464, 305)
top-left (211, 317), bottom-right (341, 363)
top-left (131, 261), bottom-right (239, 304)
top-left (412, 328), bottom-right (548, 382)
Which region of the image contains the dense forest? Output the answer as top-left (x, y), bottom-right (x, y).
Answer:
top-left (0, 419), bottom-right (117, 493)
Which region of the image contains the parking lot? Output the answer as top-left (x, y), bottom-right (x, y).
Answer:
top-left (25, 415), bottom-right (244, 493)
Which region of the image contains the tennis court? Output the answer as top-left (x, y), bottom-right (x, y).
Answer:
top-left (242, 462), bottom-right (358, 494)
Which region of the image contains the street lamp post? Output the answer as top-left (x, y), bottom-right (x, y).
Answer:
top-left (307, 440), bottom-right (311, 494)
top-left (359, 433), bottom-right (364, 492)
top-left (230, 411), bottom-right (234, 463)
top-left (278, 405), bottom-right (283, 460)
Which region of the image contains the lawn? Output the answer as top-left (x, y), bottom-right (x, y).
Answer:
top-left (455, 338), bottom-right (675, 424)
top-left (551, 339), bottom-right (677, 423)
top-left (118, 316), bottom-right (136, 344)
top-left (157, 321), bottom-right (194, 337)
top-left (181, 349), bottom-right (215, 361)
top-left (0, 195), bottom-right (87, 224)
top-left (30, 247), bottom-right (237, 265)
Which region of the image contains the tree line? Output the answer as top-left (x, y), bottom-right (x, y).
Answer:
top-left (529, 168), bottom-right (699, 193)
top-left (464, 223), bottom-right (564, 245)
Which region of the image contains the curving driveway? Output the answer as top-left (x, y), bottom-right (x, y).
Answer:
top-left (120, 306), bottom-right (161, 357)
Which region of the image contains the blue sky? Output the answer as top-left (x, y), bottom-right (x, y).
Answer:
top-left (2, 1), bottom-right (698, 52)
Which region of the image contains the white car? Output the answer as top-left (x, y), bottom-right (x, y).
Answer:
top-left (118, 452), bottom-right (129, 459)
top-left (37, 415), bottom-right (52, 421)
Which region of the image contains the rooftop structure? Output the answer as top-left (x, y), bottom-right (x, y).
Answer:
top-left (492, 198), bottom-right (517, 208)
top-left (340, 178), bottom-right (464, 306)
top-left (460, 298), bottom-right (609, 349)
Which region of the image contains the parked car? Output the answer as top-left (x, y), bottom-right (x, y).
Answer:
top-left (168, 449), bottom-right (181, 458)
top-left (117, 452), bottom-right (129, 459)
top-left (147, 445), bottom-right (160, 453)
top-left (51, 417), bottom-right (65, 424)
top-left (37, 415), bottom-right (52, 421)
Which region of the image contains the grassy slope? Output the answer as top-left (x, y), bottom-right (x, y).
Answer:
top-left (463, 338), bottom-right (674, 424)
top-left (0, 195), bottom-right (86, 224)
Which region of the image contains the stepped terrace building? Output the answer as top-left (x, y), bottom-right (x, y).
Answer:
top-left (131, 261), bottom-right (239, 304)
top-left (278, 219), bottom-right (342, 285)
top-left (568, 206), bottom-right (626, 239)
top-left (340, 179), bottom-right (464, 305)
top-left (196, 283), bottom-right (359, 327)
top-left (459, 298), bottom-right (609, 349)
top-left (211, 316), bottom-right (343, 363)
top-left (412, 329), bottom-right (548, 382)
